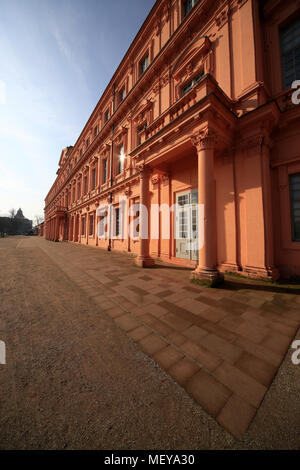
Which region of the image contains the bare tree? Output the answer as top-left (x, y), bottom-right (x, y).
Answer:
top-left (9, 208), bottom-right (16, 218)
top-left (34, 215), bottom-right (44, 226)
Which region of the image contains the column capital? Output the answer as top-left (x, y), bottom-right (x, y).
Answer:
top-left (191, 127), bottom-right (216, 152)
top-left (136, 162), bottom-right (150, 177)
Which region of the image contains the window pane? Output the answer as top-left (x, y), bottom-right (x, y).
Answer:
top-left (280, 17), bottom-right (300, 89)
top-left (290, 173), bottom-right (300, 241)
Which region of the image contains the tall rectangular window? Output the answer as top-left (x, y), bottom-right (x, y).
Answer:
top-left (137, 123), bottom-right (147, 145)
top-left (89, 214), bottom-right (94, 236)
top-left (92, 168), bottom-right (96, 190)
top-left (183, 0), bottom-right (198, 18)
top-left (280, 17), bottom-right (300, 90)
top-left (117, 145), bottom-right (125, 174)
top-left (84, 175), bottom-right (88, 194)
top-left (140, 54), bottom-right (149, 75)
top-left (115, 207), bottom-right (120, 237)
top-left (82, 217), bottom-right (86, 236)
top-left (119, 86), bottom-right (126, 103)
top-left (77, 181), bottom-right (81, 199)
top-left (290, 173), bottom-right (300, 241)
top-left (104, 110), bottom-right (110, 122)
top-left (103, 158), bottom-right (107, 183)
top-left (94, 126), bottom-right (98, 138)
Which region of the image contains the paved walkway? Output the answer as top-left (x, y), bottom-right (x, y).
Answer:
top-left (0, 236), bottom-right (299, 448)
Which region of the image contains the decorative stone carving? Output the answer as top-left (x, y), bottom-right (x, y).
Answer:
top-left (161, 72), bottom-right (170, 87)
top-left (137, 162), bottom-right (145, 173)
top-left (124, 186), bottom-right (132, 196)
top-left (191, 127), bottom-right (216, 151)
top-left (186, 62), bottom-right (193, 78)
top-left (154, 17), bottom-right (161, 36)
top-left (215, 7), bottom-right (230, 29)
top-left (161, 173), bottom-right (170, 185)
top-left (151, 174), bottom-right (160, 186)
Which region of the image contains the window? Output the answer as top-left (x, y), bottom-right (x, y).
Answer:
top-left (290, 173), bottom-right (300, 241)
top-left (103, 158), bottom-right (108, 183)
top-left (77, 181), bottom-right (81, 199)
top-left (84, 175), bottom-right (88, 194)
top-left (137, 123), bottom-right (147, 145)
top-left (72, 186), bottom-right (75, 202)
top-left (136, 209), bottom-right (140, 235)
top-left (280, 17), bottom-right (300, 90)
top-left (92, 168), bottom-right (96, 190)
top-left (119, 86), bottom-right (126, 103)
top-left (140, 54), bottom-right (149, 75)
top-left (183, 0), bottom-right (199, 18)
top-left (182, 72), bottom-right (203, 95)
top-left (104, 109), bottom-right (110, 123)
top-left (81, 217), bottom-right (86, 236)
top-left (80, 148), bottom-right (83, 158)
top-left (94, 126), bottom-right (98, 138)
top-left (117, 145), bottom-right (125, 174)
top-left (86, 138), bottom-right (90, 149)
top-left (89, 214), bottom-right (94, 236)
top-left (115, 207), bottom-right (120, 237)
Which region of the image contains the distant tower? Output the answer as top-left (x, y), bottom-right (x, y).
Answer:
top-left (15, 208), bottom-right (25, 219)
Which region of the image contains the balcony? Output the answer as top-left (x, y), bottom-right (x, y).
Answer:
top-left (54, 205), bottom-right (67, 216)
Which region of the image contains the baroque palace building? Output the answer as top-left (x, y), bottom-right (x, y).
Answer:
top-left (44, 0), bottom-right (300, 284)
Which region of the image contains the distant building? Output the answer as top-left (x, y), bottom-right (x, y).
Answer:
top-left (0, 208), bottom-right (32, 236)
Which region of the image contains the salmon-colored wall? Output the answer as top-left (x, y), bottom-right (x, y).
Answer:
top-left (44, 0), bottom-right (300, 280)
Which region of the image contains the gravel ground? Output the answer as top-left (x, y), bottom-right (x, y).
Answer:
top-left (0, 236), bottom-right (299, 449)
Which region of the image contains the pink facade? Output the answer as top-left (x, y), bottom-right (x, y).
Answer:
top-left (44, 0), bottom-right (300, 283)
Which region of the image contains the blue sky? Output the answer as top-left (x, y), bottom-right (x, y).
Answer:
top-left (0, 0), bottom-right (155, 222)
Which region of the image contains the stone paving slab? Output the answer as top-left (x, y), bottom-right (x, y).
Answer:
top-left (32, 238), bottom-right (300, 439)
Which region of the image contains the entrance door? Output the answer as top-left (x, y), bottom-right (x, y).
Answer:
top-left (175, 190), bottom-right (198, 261)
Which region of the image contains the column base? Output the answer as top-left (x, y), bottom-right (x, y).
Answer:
top-left (190, 267), bottom-right (224, 287)
top-left (135, 256), bottom-right (155, 268)
top-left (243, 265), bottom-right (280, 281)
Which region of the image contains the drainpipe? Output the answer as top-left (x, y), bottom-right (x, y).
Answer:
top-left (108, 84), bottom-right (116, 251)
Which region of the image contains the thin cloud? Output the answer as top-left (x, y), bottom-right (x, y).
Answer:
top-left (0, 80), bottom-right (6, 104)
top-left (49, 22), bottom-right (88, 92)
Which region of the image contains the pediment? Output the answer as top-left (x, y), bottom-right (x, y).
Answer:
top-left (133, 99), bottom-right (153, 125)
top-left (172, 36), bottom-right (211, 81)
top-left (58, 146), bottom-right (73, 167)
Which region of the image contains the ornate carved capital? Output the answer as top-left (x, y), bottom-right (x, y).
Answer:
top-left (161, 173), bottom-right (170, 185)
top-left (123, 187), bottom-right (130, 197)
top-left (191, 127), bottom-right (216, 151)
top-left (151, 174), bottom-right (160, 186)
top-left (137, 162), bottom-right (145, 174)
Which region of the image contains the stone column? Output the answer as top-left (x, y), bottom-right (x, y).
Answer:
top-left (190, 127), bottom-right (223, 286)
top-left (260, 136), bottom-right (279, 280)
top-left (95, 204), bottom-right (99, 246)
top-left (86, 213), bottom-right (89, 245)
top-left (55, 217), bottom-right (59, 241)
top-left (135, 163), bottom-right (154, 267)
